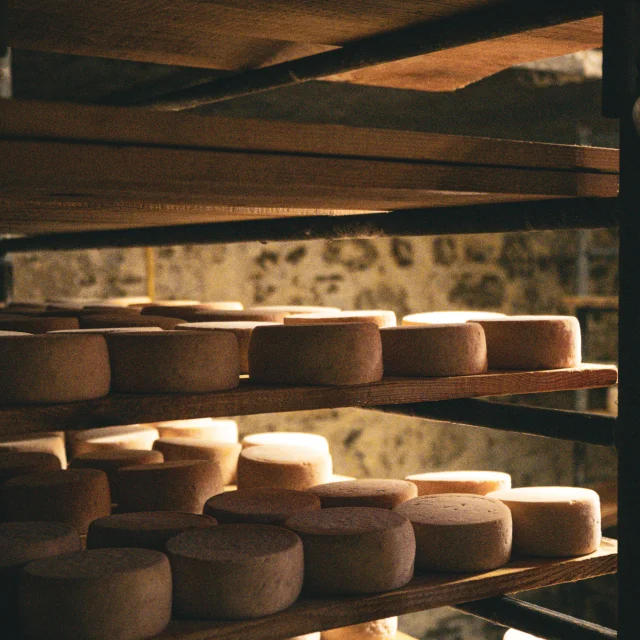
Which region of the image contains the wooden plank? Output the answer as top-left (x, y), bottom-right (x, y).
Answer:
top-left (153, 539), bottom-right (617, 640)
top-left (0, 365), bottom-right (617, 435)
top-left (563, 296), bottom-right (619, 311)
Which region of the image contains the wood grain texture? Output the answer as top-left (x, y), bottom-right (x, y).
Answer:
top-left (152, 539), bottom-right (617, 640)
top-left (0, 365), bottom-right (617, 435)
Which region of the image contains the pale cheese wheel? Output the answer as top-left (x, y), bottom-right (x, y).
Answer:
top-left (106, 330), bottom-right (240, 393)
top-left (130, 299), bottom-right (199, 309)
top-left (117, 460), bottom-right (223, 514)
top-left (204, 488), bottom-right (321, 525)
top-left (308, 479), bottom-right (418, 509)
top-left (87, 511), bottom-right (217, 551)
top-left (167, 524), bottom-right (304, 619)
top-left (402, 311), bottom-right (506, 325)
top-left (70, 425), bottom-right (159, 456)
top-left (321, 617), bottom-right (398, 640)
top-left (249, 323), bottom-right (383, 386)
top-left (242, 431), bottom-right (330, 453)
top-left (0, 316), bottom-right (79, 333)
top-left (0, 335), bottom-right (111, 404)
top-left (250, 305), bottom-right (341, 316)
top-left (81, 305), bottom-right (142, 315)
top-left (49, 327), bottom-right (163, 335)
top-left (405, 471), bottom-right (512, 496)
top-left (141, 302), bottom-right (243, 321)
top-left (394, 494), bottom-right (512, 572)
top-left (380, 323), bottom-right (488, 377)
top-left (20, 548), bottom-right (172, 640)
top-left (290, 635), bottom-right (321, 640)
top-left (46, 297), bottom-right (151, 308)
top-left (237, 445), bottom-right (333, 491)
top-left (0, 330), bottom-right (31, 335)
top-left (0, 432), bottom-right (67, 468)
top-left (80, 314), bottom-right (181, 330)
top-left (153, 437), bottom-right (241, 485)
top-left (486, 487), bottom-right (601, 557)
top-left (191, 310), bottom-right (283, 322)
top-left (0, 451), bottom-right (62, 484)
top-left (152, 417), bottom-right (238, 442)
top-left (285, 310), bottom-right (397, 328)
top-left (504, 631), bottom-right (543, 640)
top-left (1, 469), bottom-right (111, 534)
top-left (473, 316), bottom-right (581, 370)
top-left (285, 507), bottom-right (415, 595)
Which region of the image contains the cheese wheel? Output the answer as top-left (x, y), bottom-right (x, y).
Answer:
top-left (250, 305), bottom-right (341, 316)
top-left (238, 445), bottom-right (333, 491)
top-left (117, 460), bottom-right (223, 513)
top-left (152, 417), bottom-right (238, 442)
top-left (486, 487), bottom-right (601, 557)
top-left (47, 297), bottom-right (151, 308)
top-left (290, 635), bottom-right (321, 640)
top-left (176, 321), bottom-right (279, 373)
top-left (7, 302), bottom-right (47, 312)
top-left (0, 451), bottom-right (62, 484)
top-left (0, 330), bottom-right (31, 335)
top-left (285, 310), bottom-right (397, 328)
top-left (394, 494), bottom-right (512, 572)
top-left (0, 316), bottom-right (79, 333)
top-left (106, 330), bottom-right (240, 393)
top-left (249, 323), bottom-right (383, 386)
top-left (191, 310), bottom-right (283, 322)
top-left (81, 305), bottom-right (142, 315)
top-left (167, 524), bottom-right (304, 619)
top-left (87, 511), bottom-right (217, 551)
top-left (153, 438), bottom-right (241, 485)
top-left (2, 469), bottom-right (111, 534)
top-left (204, 488), bottom-right (321, 525)
top-left (80, 314), bottom-right (181, 330)
top-left (0, 432), bottom-right (67, 468)
top-left (503, 631), bottom-right (543, 640)
top-left (0, 335), bottom-right (111, 403)
top-left (402, 311), bottom-right (506, 325)
top-left (131, 299), bottom-right (199, 309)
top-left (242, 431), bottom-right (330, 453)
top-left (70, 425), bottom-right (159, 456)
top-left (308, 479), bottom-right (418, 509)
top-left (321, 617), bottom-right (398, 640)
top-left (20, 548), bottom-right (172, 640)
top-left (141, 302), bottom-right (243, 321)
top-left (473, 316), bottom-right (581, 370)
top-left (49, 327), bottom-right (163, 335)
top-left (380, 323), bottom-right (488, 377)
top-left (405, 471), bottom-right (512, 496)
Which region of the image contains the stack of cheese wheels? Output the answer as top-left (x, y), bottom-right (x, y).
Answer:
top-left (487, 487), bottom-right (601, 557)
top-left (176, 321), bottom-right (279, 373)
top-left (503, 631), bottom-right (543, 640)
top-left (0, 316), bottom-right (80, 333)
top-left (242, 431), bottom-right (329, 453)
top-left (0, 522), bottom-right (82, 630)
top-left (405, 470), bottom-right (512, 496)
top-left (0, 451), bottom-right (62, 483)
top-left (20, 548), bottom-right (172, 640)
top-left (284, 507), bottom-right (415, 594)
top-left (284, 310), bottom-right (397, 328)
top-left (402, 311), bottom-right (506, 325)
top-left (70, 425), bottom-right (159, 456)
top-left (153, 417), bottom-right (238, 442)
top-left (321, 617), bottom-right (398, 640)
top-left (191, 309), bottom-right (284, 322)
top-left (472, 316), bottom-right (581, 370)
top-left (167, 524), bottom-right (304, 619)
top-left (308, 479), bottom-right (417, 509)
top-left (394, 494), bottom-right (512, 572)
top-left (117, 460), bottom-right (223, 513)
top-left (238, 445), bottom-right (333, 491)
top-left (0, 432), bottom-right (68, 468)
top-left (0, 335), bottom-right (111, 404)
top-left (141, 301), bottom-right (243, 321)
top-left (380, 323), bottom-right (487, 377)
top-left (106, 330), bottom-right (240, 393)
top-left (87, 511), bottom-right (217, 551)
top-left (1, 469), bottom-right (111, 534)
top-left (80, 314), bottom-right (182, 330)
top-left (204, 488), bottom-right (321, 525)
top-left (248, 323), bottom-right (383, 385)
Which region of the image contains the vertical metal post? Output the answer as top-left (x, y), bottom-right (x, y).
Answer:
top-left (0, 0), bottom-right (10, 99)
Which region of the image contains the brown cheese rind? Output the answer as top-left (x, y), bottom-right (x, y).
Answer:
top-left (0, 316), bottom-right (79, 333)
top-left (308, 479), bottom-right (417, 509)
top-left (80, 314), bottom-right (181, 329)
top-left (0, 451), bottom-right (62, 484)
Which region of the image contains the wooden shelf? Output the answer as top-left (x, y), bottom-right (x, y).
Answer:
top-left (153, 539), bottom-right (617, 640)
top-left (0, 364), bottom-right (617, 435)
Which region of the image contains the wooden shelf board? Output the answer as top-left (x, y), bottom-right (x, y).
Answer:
top-left (563, 296), bottom-right (619, 312)
top-left (154, 538), bottom-right (617, 640)
top-left (0, 364), bottom-right (617, 435)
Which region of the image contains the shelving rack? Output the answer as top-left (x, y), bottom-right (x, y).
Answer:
top-left (0, 1), bottom-right (631, 639)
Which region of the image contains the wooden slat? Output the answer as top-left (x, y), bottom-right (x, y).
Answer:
top-left (564, 296), bottom-right (619, 311)
top-left (0, 365), bottom-right (617, 435)
top-left (153, 539), bottom-right (617, 640)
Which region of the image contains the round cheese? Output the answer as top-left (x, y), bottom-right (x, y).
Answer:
top-left (285, 310), bottom-right (397, 328)
top-left (486, 487), bottom-right (601, 557)
top-left (131, 299), bottom-right (199, 309)
top-left (284, 507), bottom-right (415, 595)
top-left (87, 511), bottom-right (217, 551)
top-left (49, 327), bottom-right (163, 335)
top-left (0, 335), bottom-right (111, 403)
top-left (290, 635), bottom-right (320, 640)
top-left (141, 302), bottom-right (243, 321)
top-left (380, 323), bottom-right (487, 377)
top-left (473, 316), bottom-right (581, 370)
top-left (80, 314), bottom-right (181, 330)
top-left (0, 432), bottom-right (67, 468)
top-left (2, 469), bottom-right (111, 534)
top-left (406, 471), bottom-right (512, 496)
top-left (204, 488), bottom-right (321, 525)
top-left (0, 330), bottom-right (31, 335)
top-left (250, 305), bottom-right (341, 317)
top-left (191, 310), bottom-right (284, 322)
top-left (308, 479), bottom-right (418, 509)
top-left (0, 451), bottom-right (62, 484)
top-left (70, 425), bottom-right (159, 456)
top-left (106, 330), bottom-right (240, 393)
top-left (153, 438), bottom-right (241, 485)
top-left (402, 311), bottom-right (506, 325)
top-left (81, 305), bottom-right (141, 315)
top-left (503, 631), bottom-right (543, 640)
top-left (394, 494), bottom-right (512, 572)
top-left (167, 524), bottom-right (303, 619)
top-left (249, 323), bottom-right (383, 386)
top-left (242, 432), bottom-right (330, 454)
top-left (0, 316), bottom-right (80, 333)
top-left (7, 302), bottom-right (47, 312)
top-left (117, 460), bottom-right (223, 514)
top-left (321, 617), bottom-right (398, 640)
top-left (152, 417), bottom-right (238, 442)
top-left (237, 445), bottom-right (333, 491)
top-left (20, 548), bottom-right (172, 640)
